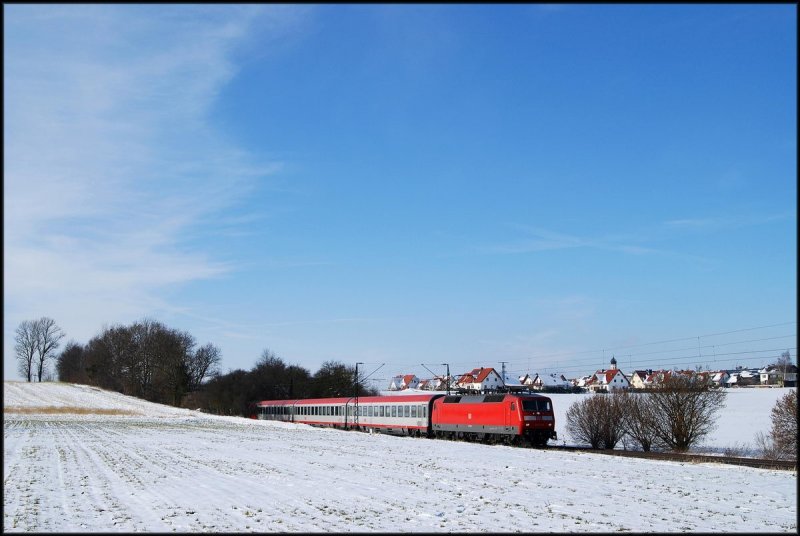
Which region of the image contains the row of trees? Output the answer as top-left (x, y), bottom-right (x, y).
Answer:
top-left (565, 374), bottom-right (728, 451)
top-left (14, 316), bottom-right (377, 415)
top-left (191, 350), bottom-right (378, 416)
top-left (14, 317), bottom-right (65, 382)
top-left (55, 318), bottom-right (221, 406)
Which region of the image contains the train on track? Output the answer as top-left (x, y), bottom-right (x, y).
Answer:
top-left (253, 392), bottom-right (557, 447)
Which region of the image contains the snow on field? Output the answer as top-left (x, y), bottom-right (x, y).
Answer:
top-left (4, 382), bottom-right (797, 532)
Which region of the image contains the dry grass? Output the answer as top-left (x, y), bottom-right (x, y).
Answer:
top-left (4, 406), bottom-right (142, 416)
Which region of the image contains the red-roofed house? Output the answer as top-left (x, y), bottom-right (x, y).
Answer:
top-left (456, 367), bottom-right (504, 393)
top-left (585, 357), bottom-right (630, 392)
top-left (388, 374), bottom-right (420, 391)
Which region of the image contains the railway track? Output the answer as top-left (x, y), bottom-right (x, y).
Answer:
top-left (546, 445), bottom-right (797, 471)
top-left (348, 426), bottom-right (796, 471)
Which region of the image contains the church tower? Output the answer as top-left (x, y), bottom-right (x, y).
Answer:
top-left (610, 356), bottom-right (617, 370)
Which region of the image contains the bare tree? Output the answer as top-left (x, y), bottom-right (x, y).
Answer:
top-left (618, 391), bottom-right (662, 452)
top-left (188, 343), bottom-right (221, 391)
top-left (565, 393), bottom-right (625, 449)
top-left (33, 317), bottom-right (65, 382)
top-left (145, 327), bottom-right (194, 406)
top-left (647, 373), bottom-right (727, 451)
top-left (775, 350), bottom-right (793, 387)
top-left (56, 341), bottom-right (87, 383)
top-left (566, 396), bottom-right (604, 448)
top-left (15, 320), bottom-right (39, 382)
top-left (756, 389), bottom-right (797, 461)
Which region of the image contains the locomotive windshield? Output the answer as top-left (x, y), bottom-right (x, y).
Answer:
top-left (522, 399), bottom-right (551, 412)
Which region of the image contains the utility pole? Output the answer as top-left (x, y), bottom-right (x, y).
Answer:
top-left (421, 362), bottom-right (452, 395)
top-left (354, 362), bottom-right (363, 430)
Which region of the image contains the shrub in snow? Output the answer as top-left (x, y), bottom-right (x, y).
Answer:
top-left (565, 392), bottom-right (625, 449)
top-left (618, 391), bottom-right (662, 452)
top-left (646, 374), bottom-right (727, 452)
top-left (755, 389), bottom-right (797, 461)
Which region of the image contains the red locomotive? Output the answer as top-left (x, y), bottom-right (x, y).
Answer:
top-left (254, 392), bottom-right (556, 447)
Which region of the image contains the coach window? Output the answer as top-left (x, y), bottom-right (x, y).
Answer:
top-left (404, 405), bottom-right (410, 418)
top-left (379, 406), bottom-right (385, 417)
top-left (391, 406), bottom-right (397, 417)
top-left (411, 405), bottom-right (417, 418)
top-left (368, 406), bottom-right (373, 417)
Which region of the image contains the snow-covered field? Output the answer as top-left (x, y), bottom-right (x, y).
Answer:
top-left (3, 382), bottom-right (797, 532)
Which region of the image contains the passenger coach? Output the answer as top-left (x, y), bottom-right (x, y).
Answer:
top-left (256, 394), bottom-right (440, 437)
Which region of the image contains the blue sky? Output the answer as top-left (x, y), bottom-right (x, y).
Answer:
top-left (4, 4), bottom-right (796, 387)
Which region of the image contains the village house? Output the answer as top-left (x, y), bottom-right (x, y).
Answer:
top-left (573, 375), bottom-right (593, 389)
top-left (456, 367), bottom-right (505, 393)
top-left (628, 370), bottom-right (653, 390)
top-left (642, 369), bottom-right (671, 388)
top-left (724, 368), bottom-right (759, 387)
top-left (710, 370), bottom-right (730, 388)
top-left (585, 357), bottom-right (630, 392)
top-left (502, 373), bottom-right (528, 392)
top-left (531, 372), bottom-right (572, 391)
top-left (387, 374), bottom-right (420, 391)
top-left (759, 364), bottom-right (798, 387)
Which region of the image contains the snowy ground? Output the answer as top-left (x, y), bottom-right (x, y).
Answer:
top-left (4, 382), bottom-right (797, 532)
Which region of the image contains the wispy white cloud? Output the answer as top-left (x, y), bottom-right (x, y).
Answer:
top-left (662, 212), bottom-right (794, 231)
top-left (4, 5), bottom-right (309, 375)
top-left (477, 224), bottom-right (660, 256)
